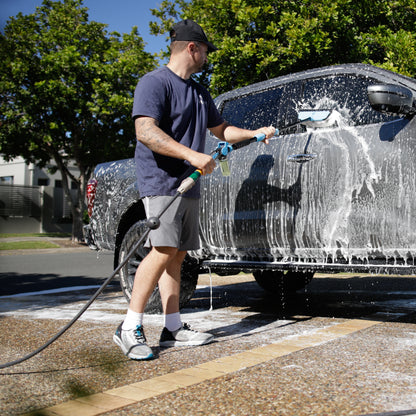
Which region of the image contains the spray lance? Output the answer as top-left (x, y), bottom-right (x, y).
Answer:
top-left (177, 108), bottom-right (335, 191)
top-left (134, 110), bottom-right (336, 234)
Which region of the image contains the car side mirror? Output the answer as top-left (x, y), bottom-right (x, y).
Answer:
top-left (368, 84), bottom-right (416, 117)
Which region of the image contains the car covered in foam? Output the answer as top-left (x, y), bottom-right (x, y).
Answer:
top-left (85, 63), bottom-right (416, 311)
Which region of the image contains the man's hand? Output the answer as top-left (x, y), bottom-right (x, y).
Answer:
top-left (187, 152), bottom-right (216, 176)
top-left (251, 125), bottom-right (277, 144)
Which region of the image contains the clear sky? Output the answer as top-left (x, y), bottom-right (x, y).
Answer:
top-left (0, 0), bottom-right (169, 55)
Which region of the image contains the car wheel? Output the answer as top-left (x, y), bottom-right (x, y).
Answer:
top-left (253, 270), bottom-right (314, 294)
top-left (118, 220), bottom-right (199, 314)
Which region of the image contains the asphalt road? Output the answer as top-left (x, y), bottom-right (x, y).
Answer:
top-left (1, 249), bottom-right (416, 415)
top-left (0, 248), bottom-right (114, 296)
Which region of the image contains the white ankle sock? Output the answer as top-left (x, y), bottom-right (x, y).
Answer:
top-left (122, 309), bottom-right (144, 330)
top-left (164, 312), bottom-right (182, 332)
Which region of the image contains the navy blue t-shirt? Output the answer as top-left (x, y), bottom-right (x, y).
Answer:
top-left (132, 66), bottom-right (224, 198)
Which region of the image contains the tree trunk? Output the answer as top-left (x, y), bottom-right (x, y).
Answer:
top-left (72, 206), bottom-right (84, 242)
top-left (70, 173), bottom-right (88, 242)
top-left (53, 154), bottom-right (87, 242)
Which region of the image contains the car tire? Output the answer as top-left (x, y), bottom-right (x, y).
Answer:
top-left (253, 270), bottom-right (314, 294)
top-left (118, 220), bottom-right (199, 314)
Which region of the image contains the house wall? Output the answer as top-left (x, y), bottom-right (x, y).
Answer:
top-left (0, 156), bottom-right (32, 185)
top-left (0, 156), bottom-right (79, 234)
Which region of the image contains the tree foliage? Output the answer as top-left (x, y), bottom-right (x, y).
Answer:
top-left (1, 0), bottom-right (415, 238)
top-left (0, 0), bottom-right (157, 239)
top-left (150, 0), bottom-right (416, 96)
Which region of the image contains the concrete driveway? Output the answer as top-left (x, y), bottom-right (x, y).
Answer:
top-left (1, 245), bottom-right (416, 415)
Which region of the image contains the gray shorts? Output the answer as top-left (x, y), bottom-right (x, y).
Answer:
top-left (143, 196), bottom-right (200, 251)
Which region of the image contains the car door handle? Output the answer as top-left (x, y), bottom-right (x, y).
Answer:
top-left (287, 153), bottom-right (317, 163)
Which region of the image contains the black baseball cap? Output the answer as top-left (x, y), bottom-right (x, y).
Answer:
top-left (170, 19), bottom-right (217, 52)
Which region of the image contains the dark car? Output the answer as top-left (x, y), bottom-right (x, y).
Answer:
top-left (85, 63), bottom-right (416, 311)
top-left (194, 63), bottom-right (416, 292)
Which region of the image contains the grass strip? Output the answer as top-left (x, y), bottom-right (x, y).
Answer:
top-left (0, 233), bottom-right (70, 238)
top-left (0, 241), bottom-right (60, 250)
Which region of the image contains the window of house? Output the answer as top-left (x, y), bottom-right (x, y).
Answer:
top-left (0, 176), bottom-right (13, 185)
top-left (37, 178), bottom-right (49, 186)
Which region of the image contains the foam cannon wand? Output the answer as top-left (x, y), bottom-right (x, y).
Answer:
top-left (178, 109), bottom-right (334, 192)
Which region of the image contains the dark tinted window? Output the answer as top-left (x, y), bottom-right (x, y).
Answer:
top-left (221, 74), bottom-right (398, 129)
top-left (302, 75), bottom-right (399, 125)
top-left (221, 81), bottom-right (303, 130)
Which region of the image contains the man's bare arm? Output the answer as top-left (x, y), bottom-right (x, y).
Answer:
top-left (209, 121), bottom-right (276, 144)
top-left (135, 116), bottom-right (216, 175)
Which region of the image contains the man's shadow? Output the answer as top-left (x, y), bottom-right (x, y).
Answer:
top-left (233, 154), bottom-right (304, 257)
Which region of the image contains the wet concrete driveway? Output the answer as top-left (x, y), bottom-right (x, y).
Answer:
top-left (1, 252), bottom-right (416, 416)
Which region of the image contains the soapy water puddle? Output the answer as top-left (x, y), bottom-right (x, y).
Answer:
top-left (1, 276), bottom-right (416, 329)
top-left (0, 284), bottom-right (303, 348)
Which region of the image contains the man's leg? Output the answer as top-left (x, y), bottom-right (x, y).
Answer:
top-left (113, 246), bottom-right (177, 360)
top-left (129, 246), bottom-right (179, 313)
top-left (158, 251), bottom-right (214, 348)
top-left (158, 249), bottom-right (187, 315)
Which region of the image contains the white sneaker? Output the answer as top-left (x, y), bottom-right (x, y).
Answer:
top-left (159, 323), bottom-right (214, 347)
top-left (113, 323), bottom-right (154, 360)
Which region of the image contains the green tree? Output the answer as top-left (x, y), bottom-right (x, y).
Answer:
top-left (150, 0), bottom-right (416, 96)
top-left (0, 0), bottom-right (157, 240)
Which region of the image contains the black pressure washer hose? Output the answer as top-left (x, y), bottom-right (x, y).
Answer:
top-left (0, 169), bottom-right (200, 370)
top-left (0, 128), bottom-right (280, 369)
top-left (0, 124), bottom-right (305, 369)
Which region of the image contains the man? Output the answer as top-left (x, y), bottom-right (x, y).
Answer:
top-left (114, 19), bottom-right (275, 360)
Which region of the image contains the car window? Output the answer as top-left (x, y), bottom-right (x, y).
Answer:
top-left (302, 75), bottom-right (399, 125)
top-left (221, 74), bottom-right (399, 130)
top-left (221, 81), bottom-right (303, 131)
